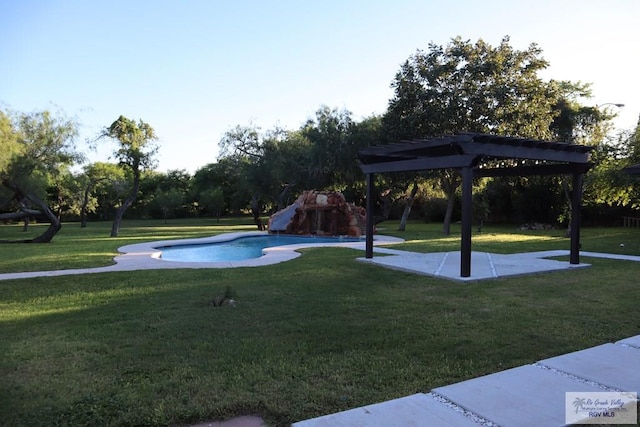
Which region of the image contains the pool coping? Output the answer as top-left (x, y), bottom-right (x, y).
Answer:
top-left (116, 231), bottom-right (406, 269)
top-left (0, 232), bottom-right (405, 280)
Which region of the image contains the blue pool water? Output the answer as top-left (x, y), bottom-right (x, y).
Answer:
top-left (159, 235), bottom-right (362, 262)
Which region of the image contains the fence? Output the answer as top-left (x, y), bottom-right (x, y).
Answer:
top-left (622, 216), bottom-right (640, 227)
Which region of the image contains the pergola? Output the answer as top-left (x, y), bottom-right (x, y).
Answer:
top-left (624, 163), bottom-right (640, 175)
top-left (357, 132), bottom-right (594, 278)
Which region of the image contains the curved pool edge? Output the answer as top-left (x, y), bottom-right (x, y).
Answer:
top-left (114, 231), bottom-right (405, 270)
top-left (0, 232), bottom-right (405, 281)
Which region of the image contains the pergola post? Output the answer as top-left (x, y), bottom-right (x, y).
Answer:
top-left (365, 173), bottom-right (374, 258)
top-left (461, 166), bottom-right (473, 277)
top-left (569, 172), bottom-right (583, 265)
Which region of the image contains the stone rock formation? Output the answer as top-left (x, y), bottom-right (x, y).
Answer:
top-left (268, 190), bottom-right (366, 237)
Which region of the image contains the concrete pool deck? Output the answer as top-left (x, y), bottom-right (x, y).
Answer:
top-left (1, 232), bottom-right (640, 282)
top-left (0, 232), bottom-right (404, 281)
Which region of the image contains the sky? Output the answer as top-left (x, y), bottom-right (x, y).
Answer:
top-left (1, 0), bottom-right (639, 173)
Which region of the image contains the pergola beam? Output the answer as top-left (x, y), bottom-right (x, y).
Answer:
top-left (462, 141), bottom-right (591, 163)
top-left (474, 163), bottom-right (591, 177)
top-left (360, 154), bottom-right (477, 174)
top-left (624, 163), bottom-right (640, 175)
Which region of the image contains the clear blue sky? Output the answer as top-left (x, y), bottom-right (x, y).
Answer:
top-left (1, 0), bottom-right (638, 173)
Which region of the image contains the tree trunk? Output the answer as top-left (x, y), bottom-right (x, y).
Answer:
top-left (374, 189), bottom-right (392, 225)
top-left (277, 183), bottom-right (294, 212)
top-left (111, 207), bottom-right (123, 237)
top-left (18, 198), bottom-right (30, 231)
top-left (110, 171), bottom-right (140, 237)
top-left (81, 185), bottom-right (90, 228)
top-left (562, 177), bottom-right (572, 238)
top-left (251, 193), bottom-right (264, 231)
top-left (31, 211), bottom-right (61, 243)
top-left (80, 178), bottom-right (107, 228)
top-left (443, 195), bottom-right (455, 236)
top-left (0, 181), bottom-right (61, 243)
top-left (441, 172), bottom-right (461, 236)
top-left (398, 180), bottom-right (419, 231)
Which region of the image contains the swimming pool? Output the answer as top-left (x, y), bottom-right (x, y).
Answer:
top-left (159, 234), bottom-right (363, 262)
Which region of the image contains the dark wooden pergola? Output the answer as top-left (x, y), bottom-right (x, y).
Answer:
top-left (624, 163), bottom-right (640, 175)
top-left (358, 132), bottom-right (594, 278)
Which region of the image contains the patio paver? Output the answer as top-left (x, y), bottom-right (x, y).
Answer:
top-left (294, 336), bottom-right (640, 426)
top-left (291, 393), bottom-right (480, 427)
top-left (618, 335), bottom-right (640, 349)
top-left (538, 343), bottom-right (640, 393)
top-left (433, 364), bottom-right (605, 427)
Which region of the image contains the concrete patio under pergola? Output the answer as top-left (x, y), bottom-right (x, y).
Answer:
top-left (358, 132), bottom-right (594, 278)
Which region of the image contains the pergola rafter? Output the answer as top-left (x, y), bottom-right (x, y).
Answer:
top-left (624, 163), bottom-right (640, 175)
top-left (358, 132), bottom-right (594, 278)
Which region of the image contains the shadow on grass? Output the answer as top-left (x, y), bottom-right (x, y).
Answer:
top-left (1, 248), bottom-right (640, 426)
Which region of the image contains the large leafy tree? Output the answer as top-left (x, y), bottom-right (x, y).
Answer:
top-left (218, 124), bottom-right (271, 230)
top-left (218, 124), bottom-right (309, 228)
top-left (132, 169), bottom-right (192, 219)
top-left (215, 107), bottom-right (387, 229)
top-left (192, 162), bottom-right (233, 216)
top-left (348, 114), bottom-right (385, 202)
top-left (384, 36), bottom-right (560, 233)
top-left (144, 169), bottom-right (192, 220)
top-left (300, 106), bottom-right (360, 191)
top-left (198, 187), bottom-right (224, 221)
top-left (0, 108), bottom-right (81, 243)
top-left (585, 119), bottom-right (640, 210)
top-left (547, 81), bottom-right (614, 230)
top-left (78, 162), bottom-right (125, 227)
top-left (100, 115), bottom-right (158, 237)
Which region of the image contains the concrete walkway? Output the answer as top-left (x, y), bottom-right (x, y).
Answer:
top-left (293, 335), bottom-right (640, 426)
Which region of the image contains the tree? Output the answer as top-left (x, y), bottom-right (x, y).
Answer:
top-left (218, 124), bottom-right (313, 229)
top-left (261, 129), bottom-right (311, 211)
top-left (199, 187), bottom-right (224, 221)
top-left (0, 108), bottom-right (81, 243)
top-left (77, 162), bottom-right (124, 227)
top-left (193, 162), bottom-right (231, 216)
top-left (384, 37), bottom-right (563, 233)
top-left (48, 170), bottom-right (83, 221)
top-left (550, 81), bottom-right (612, 145)
top-left (585, 120), bottom-right (640, 210)
top-left (100, 116), bottom-right (158, 237)
top-left (397, 178), bottom-right (419, 231)
top-left (218, 124), bottom-right (271, 230)
top-left (132, 169), bottom-right (192, 219)
top-left (300, 106), bottom-right (357, 190)
top-left (151, 188), bottom-right (184, 223)
top-left (549, 81), bottom-right (616, 232)
top-left (347, 114), bottom-right (386, 202)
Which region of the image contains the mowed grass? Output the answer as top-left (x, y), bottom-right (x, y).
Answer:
top-left (0, 219), bottom-right (639, 426)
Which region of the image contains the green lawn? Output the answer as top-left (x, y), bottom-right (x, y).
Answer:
top-left (1, 219), bottom-right (639, 426)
